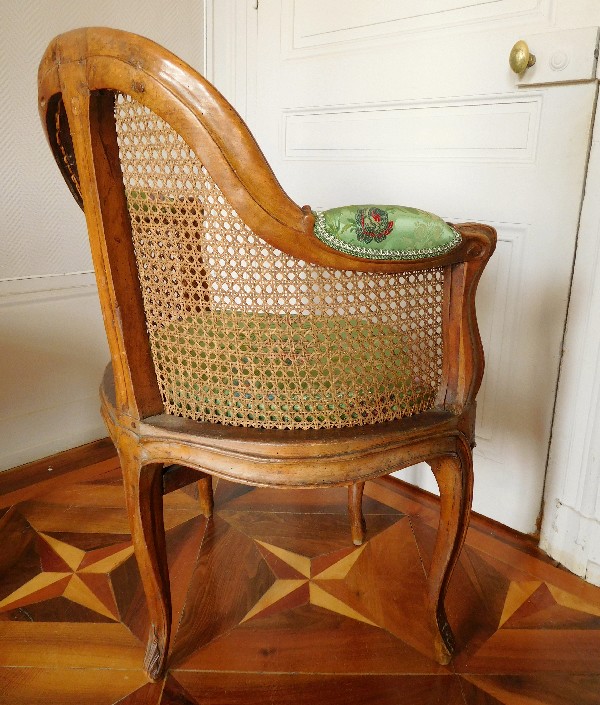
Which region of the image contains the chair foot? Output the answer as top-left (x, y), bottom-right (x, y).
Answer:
top-left (198, 475), bottom-right (214, 518)
top-left (432, 613), bottom-right (455, 665)
top-left (348, 481), bottom-right (367, 546)
top-left (143, 624), bottom-right (167, 681)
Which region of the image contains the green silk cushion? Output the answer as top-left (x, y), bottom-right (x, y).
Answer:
top-left (313, 205), bottom-right (461, 260)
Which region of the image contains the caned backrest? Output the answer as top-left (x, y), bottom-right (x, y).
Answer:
top-left (38, 28), bottom-right (495, 426)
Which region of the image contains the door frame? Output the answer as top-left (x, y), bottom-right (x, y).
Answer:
top-left (540, 79), bottom-right (600, 587)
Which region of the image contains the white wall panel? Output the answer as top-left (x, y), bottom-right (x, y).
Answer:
top-left (0, 1), bottom-right (204, 470)
top-left (0, 281), bottom-right (109, 470)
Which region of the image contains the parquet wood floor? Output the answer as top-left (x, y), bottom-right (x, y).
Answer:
top-left (1, 458), bottom-right (599, 704)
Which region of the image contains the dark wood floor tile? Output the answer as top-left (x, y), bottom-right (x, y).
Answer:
top-left (0, 510), bottom-right (40, 601)
top-left (365, 479), bottom-right (438, 522)
top-left (454, 628), bottom-right (600, 674)
top-left (444, 545), bottom-right (520, 658)
top-left (462, 674), bottom-right (600, 705)
top-left (246, 581), bottom-right (310, 622)
top-left (160, 674), bottom-right (198, 705)
top-left (37, 537), bottom-right (73, 572)
top-left (178, 603), bottom-right (445, 674)
top-left (166, 515), bottom-right (208, 630)
top-left (170, 672), bottom-right (465, 705)
top-left (213, 479), bottom-right (255, 507)
top-left (216, 482), bottom-right (401, 516)
top-left (78, 572), bottom-right (120, 618)
top-left (458, 678), bottom-right (513, 704)
top-left (112, 552), bottom-right (148, 642)
top-left (116, 680), bottom-right (165, 705)
top-left (0, 667), bottom-right (148, 705)
top-left (172, 515), bottom-right (276, 666)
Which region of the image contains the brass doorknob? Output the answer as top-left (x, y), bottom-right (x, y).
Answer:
top-left (509, 40), bottom-right (536, 74)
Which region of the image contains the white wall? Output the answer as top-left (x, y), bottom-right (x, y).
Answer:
top-left (0, 1), bottom-right (205, 470)
top-left (540, 83), bottom-right (600, 587)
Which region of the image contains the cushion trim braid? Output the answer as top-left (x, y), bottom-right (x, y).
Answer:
top-left (313, 206), bottom-right (461, 261)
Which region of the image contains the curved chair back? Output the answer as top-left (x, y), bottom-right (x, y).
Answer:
top-left (39, 28), bottom-right (495, 429)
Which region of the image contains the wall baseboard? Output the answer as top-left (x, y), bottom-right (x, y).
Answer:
top-left (0, 437), bottom-right (118, 509)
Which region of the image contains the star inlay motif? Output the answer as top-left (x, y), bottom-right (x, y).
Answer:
top-left (240, 539), bottom-right (379, 627)
top-left (498, 579), bottom-right (600, 629)
top-left (0, 532), bottom-right (133, 620)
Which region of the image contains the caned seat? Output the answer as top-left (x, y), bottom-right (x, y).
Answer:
top-left (38, 27), bottom-right (496, 680)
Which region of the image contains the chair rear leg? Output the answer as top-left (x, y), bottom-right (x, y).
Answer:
top-left (120, 453), bottom-right (171, 680)
top-left (348, 481), bottom-right (367, 546)
top-left (427, 438), bottom-right (473, 664)
top-left (197, 475), bottom-right (214, 517)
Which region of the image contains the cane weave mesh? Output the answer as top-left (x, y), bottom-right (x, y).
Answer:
top-left (114, 94), bottom-right (445, 430)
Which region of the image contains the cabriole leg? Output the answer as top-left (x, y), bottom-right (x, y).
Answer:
top-left (120, 453), bottom-right (171, 680)
top-left (427, 438), bottom-right (473, 664)
top-left (348, 481), bottom-right (367, 546)
top-left (197, 474), bottom-right (214, 517)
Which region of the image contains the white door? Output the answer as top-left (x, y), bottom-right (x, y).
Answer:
top-left (207, 0), bottom-right (600, 533)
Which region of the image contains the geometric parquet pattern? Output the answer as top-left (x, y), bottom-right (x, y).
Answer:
top-left (1, 459), bottom-right (599, 704)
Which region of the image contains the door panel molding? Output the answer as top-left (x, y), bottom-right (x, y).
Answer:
top-left (282, 95), bottom-right (541, 164)
top-left (283, 0), bottom-right (554, 57)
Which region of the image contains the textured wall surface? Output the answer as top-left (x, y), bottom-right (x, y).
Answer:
top-left (1, 0), bottom-right (204, 280)
top-left (0, 1), bottom-right (204, 470)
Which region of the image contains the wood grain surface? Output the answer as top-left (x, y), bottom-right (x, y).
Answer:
top-left (1, 462), bottom-right (599, 704)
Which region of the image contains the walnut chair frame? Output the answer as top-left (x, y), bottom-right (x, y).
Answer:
top-left (38, 28), bottom-right (496, 680)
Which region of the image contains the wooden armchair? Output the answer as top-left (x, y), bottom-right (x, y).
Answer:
top-left (38, 28), bottom-right (495, 680)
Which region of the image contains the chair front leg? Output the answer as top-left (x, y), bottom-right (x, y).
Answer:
top-left (348, 481), bottom-right (367, 546)
top-left (427, 437), bottom-right (473, 664)
top-left (120, 452), bottom-right (171, 680)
